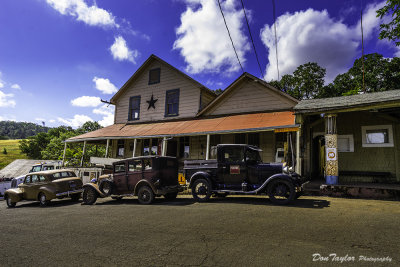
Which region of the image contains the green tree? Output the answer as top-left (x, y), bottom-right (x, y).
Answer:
top-left (377, 0), bottom-right (400, 46)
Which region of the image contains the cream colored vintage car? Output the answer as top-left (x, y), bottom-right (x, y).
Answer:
top-left (4, 169), bottom-right (83, 208)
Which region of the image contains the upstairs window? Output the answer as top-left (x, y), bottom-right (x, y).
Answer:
top-left (129, 96), bottom-right (141, 121)
top-left (149, 68), bottom-right (160, 85)
top-left (165, 89), bottom-right (180, 117)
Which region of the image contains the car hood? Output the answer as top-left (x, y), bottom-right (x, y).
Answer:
top-left (256, 163), bottom-right (284, 172)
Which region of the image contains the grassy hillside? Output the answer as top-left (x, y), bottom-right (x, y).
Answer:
top-left (0, 140), bottom-right (27, 170)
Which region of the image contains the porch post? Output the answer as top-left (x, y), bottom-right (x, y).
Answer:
top-left (62, 142), bottom-right (67, 167)
top-left (162, 137), bottom-right (167, 156)
top-left (324, 114), bottom-right (338, 184)
top-left (295, 129), bottom-right (301, 174)
top-left (206, 134), bottom-right (210, 160)
top-left (80, 141), bottom-right (87, 167)
top-left (133, 139), bottom-right (137, 157)
top-left (105, 139), bottom-right (110, 158)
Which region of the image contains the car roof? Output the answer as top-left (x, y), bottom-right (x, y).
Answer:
top-left (27, 169), bottom-right (76, 176)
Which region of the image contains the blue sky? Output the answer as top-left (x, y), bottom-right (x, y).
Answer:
top-left (0, 0), bottom-right (398, 128)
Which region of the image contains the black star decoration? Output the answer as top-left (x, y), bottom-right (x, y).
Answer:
top-left (146, 94), bottom-right (158, 110)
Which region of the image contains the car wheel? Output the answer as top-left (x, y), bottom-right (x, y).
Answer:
top-left (164, 192), bottom-right (178, 201)
top-left (99, 180), bottom-right (113, 196)
top-left (137, 185), bottom-right (154, 205)
top-left (82, 187), bottom-right (98, 205)
top-left (39, 193), bottom-right (50, 207)
top-left (192, 179), bottom-right (211, 202)
top-left (70, 193), bottom-right (81, 202)
top-left (5, 195), bottom-right (16, 208)
top-left (267, 179), bottom-right (295, 205)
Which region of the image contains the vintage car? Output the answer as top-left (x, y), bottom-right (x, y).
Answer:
top-left (184, 144), bottom-right (307, 205)
top-left (4, 169), bottom-right (83, 208)
top-left (82, 156), bottom-right (182, 205)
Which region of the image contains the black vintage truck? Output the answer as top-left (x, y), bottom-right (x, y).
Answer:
top-left (184, 144), bottom-right (306, 204)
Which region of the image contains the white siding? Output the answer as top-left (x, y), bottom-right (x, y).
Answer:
top-left (206, 79), bottom-right (296, 116)
top-left (115, 60), bottom-right (202, 123)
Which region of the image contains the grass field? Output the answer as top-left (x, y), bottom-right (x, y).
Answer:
top-left (0, 140), bottom-right (27, 170)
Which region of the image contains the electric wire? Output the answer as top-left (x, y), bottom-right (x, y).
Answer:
top-left (217, 0), bottom-right (245, 73)
top-left (272, 0), bottom-right (280, 80)
top-left (240, 0), bottom-right (264, 78)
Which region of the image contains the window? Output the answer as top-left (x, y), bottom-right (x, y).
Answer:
top-left (114, 163), bottom-right (126, 173)
top-left (43, 165), bottom-right (54, 171)
top-left (165, 89), bottom-right (179, 117)
top-left (39, 175), bottom-right (46, 182)
top-left (222, 147), bottom-right (244, 163)
top-left (143, 159), bottom-right (152, 170)
top-left (117, 140), bottom-right (125, 157)
top-left (31, 175), bottom-right (39, 183)
top-left (337, 135), bottom-right (354, 152)
top-left (25, 176), bottom-right (31, 184)
top-left (151, 139), bottom-right (158, 155)
top-left (234, 133), bottom-right (246, 144)
top-left (248, 133), bottom-right (260, 147)
top-left (362, 125), bottom-right (394, 147)
top-left (148, 68), bottom-right (160, 85)
top-left (31, 165), bottom-right (41, 172)
top-left (143, 139), bottom-right (150, 156)
top-left (179, 136), bottom-right (190, 158)
top-left (129, 96), bottom-right (141, 120)
top-left (128, 160), bottom-right (142, 172)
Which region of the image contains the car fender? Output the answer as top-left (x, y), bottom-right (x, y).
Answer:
top-left (133, 180), bottom-right (157, 196)
top-left (37, 186), bottom-right (57, 200)
top-left (83, 183), bottom-right (105, 198)
top-left (188, 172), bottom-right (212, 189)
top-left (4, 188), bottom-right (23, 203)
top-left (257, 174), bottom-right (294, 192)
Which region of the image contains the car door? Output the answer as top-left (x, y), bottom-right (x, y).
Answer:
top-left (19, 175), bottom-right (32, 200)
top-left (126, 159), bottom-right (143, 192)
top-left (220, 146), bottom-right (247, 187)
top-left (113, 162), bottom-right (128, 194)
top-left (22, 175), bottom-right (40, 200)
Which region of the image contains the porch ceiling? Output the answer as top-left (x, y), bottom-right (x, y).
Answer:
top-left (66, 111), bottom-right (297, 142)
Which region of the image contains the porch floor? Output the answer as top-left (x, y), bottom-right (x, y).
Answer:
top-left (304, 179), bottom-right (400, 200)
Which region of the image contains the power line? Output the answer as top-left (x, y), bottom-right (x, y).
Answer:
top-left (217, 0), bottom-right (244, 73)
top-left (272, 0), bottom-right (280, 80)
top-left (240, 0), bottom-right (264, 78)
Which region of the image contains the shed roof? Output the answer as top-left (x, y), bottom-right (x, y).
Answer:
top-left (67, 111), bottom-right (297, 142)
top-left (0, 159), bottom-right (39, 180)
top-left (294, 90), bottom-right (400, 114)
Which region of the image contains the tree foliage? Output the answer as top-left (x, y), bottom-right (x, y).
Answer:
top-left (19, 121), bottom-right (105, 166)
top-left (271, 53), bottom-right (399, 99)
top-left (377, 0), bottom-right (400, 46)
top-left (0, 121), bottom-right (49, 139)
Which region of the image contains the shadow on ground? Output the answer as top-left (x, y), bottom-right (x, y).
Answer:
top-left (92, 196), bottom-right (330, 209)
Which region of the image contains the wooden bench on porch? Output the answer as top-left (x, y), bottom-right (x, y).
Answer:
top-left (339, 171), bottom-right (392, 182)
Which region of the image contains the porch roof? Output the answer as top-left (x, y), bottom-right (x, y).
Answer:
top-left (66, 111), bottom-right (297, 143)
top-left (294, 89), bottom-right (400, 114)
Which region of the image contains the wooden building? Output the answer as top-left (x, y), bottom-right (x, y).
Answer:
top-left (65, 55), bottom-right (300, 170)
top-left (295, 90), bottom-right (400, 184)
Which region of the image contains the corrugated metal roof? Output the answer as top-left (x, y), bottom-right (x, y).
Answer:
top-left (0, 159), bottom-right (39, 180)
top-left (294, 90), bottom-right (400, 113)
top-left (67, 111), bottom-right (296, 142)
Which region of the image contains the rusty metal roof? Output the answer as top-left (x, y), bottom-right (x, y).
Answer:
top-left (66, 111), bottom-right (296, 142)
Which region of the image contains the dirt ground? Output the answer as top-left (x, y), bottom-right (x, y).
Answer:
top-left (0, 195), bottom-right (399, 266)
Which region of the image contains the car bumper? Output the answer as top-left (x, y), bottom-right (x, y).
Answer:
top-left (56, 189), bottom-right (83, 197)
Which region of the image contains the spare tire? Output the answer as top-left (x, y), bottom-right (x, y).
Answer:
top-left (99, 179), bottom-right (114, 196)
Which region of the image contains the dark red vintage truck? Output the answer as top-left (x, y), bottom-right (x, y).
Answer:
top-left (82, 156), bottom-right (182, 205)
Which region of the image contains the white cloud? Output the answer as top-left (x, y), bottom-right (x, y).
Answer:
top-left (11, 84), bottom-right (21, 90)
top-left (0, 115), bottom-right (16, 121)
top-left (49, 119), bottom-right (56, 123)
top-left (0, 91), bottom-right (16, 108)
top-left (46, 0), bottom-right (118, 28)
top-left (0, 82), bottom-right (3, 88)
top-left (35, 118), bottom-right (46, 121)
top-left (93, 104), bottom-right (114, 127)
top-left (174, 0), bottom-right (250, 74)
top-left (261, 2), bottom-right (387, 82)
top-left (58, 114), bottom-right (93, 128)
top-left (71, 96), bottom-right (101, 107)
top-left (93, 77), bottom-right (118, 94)
top-left (109, 36), bottom-right (139, 63)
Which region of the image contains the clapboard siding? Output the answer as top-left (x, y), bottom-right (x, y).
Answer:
top-left (206, 79), bottom-right (295, 116)
top-left (201, 90), bottom-right (216, 110)
top-left (115, 61), bottom-right (201, 123)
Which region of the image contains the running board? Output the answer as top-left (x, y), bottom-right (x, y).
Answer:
top-left (213, 189), bottom-right (261, 195)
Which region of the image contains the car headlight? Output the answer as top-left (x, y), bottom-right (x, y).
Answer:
top-left (283, 166), bottom-right (293, 174)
